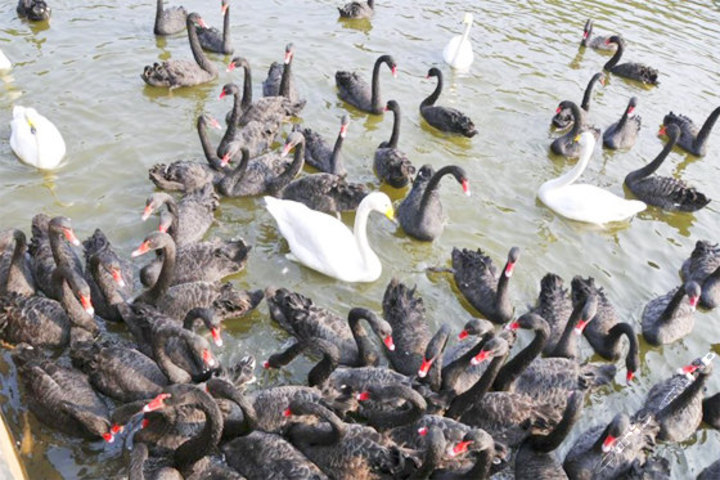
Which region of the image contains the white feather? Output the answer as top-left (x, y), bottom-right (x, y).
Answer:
top-left (443, 13), bottom-right (474, 70)
top-left (9, 105), bottom-right (66, 170)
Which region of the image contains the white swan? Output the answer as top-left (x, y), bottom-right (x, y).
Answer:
top-left (443, 13), bottom-right (474, 70)
top-left (538, 132), bottom-right (646, 225)
top-left (264, 192), bottom-right (394, 283)
top-left (9, 106), bottom-right (66, 170)
top-left (0, 49), bottom-right (11, 70)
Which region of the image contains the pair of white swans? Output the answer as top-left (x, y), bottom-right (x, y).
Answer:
top-left (539, 132), bottom-right (646, 225)
top-left (9, 105), bottom-right (66, 170)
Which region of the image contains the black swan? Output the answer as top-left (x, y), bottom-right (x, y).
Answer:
top-left (148, 114), bottom-right (229, 193)
top-left (374, 100), bottom-right (416, 187)
top-left (397, 164), bottom-right (470, 241)
top-left (217, 133), bottom-right (306, 197)
top-left (302, 114), bottom-right (349, 175)
top-left (279, 135), bottom-right (368, 215)
top-left (142, 13), bottom-right (218, 88)
top-left (153, 0), bottom-right (186, 35)
top-left (0, 265), bottom-right (96, 348)
top-left (29, 214), bottom-right (83, 301)
top-left (662, 105), bottom-right (720, 157)
top-left (550, 100), bottom-right (601, 158)
top-left (681, 240), bottom-right (720, 309)
top-left (451, 246), bottom-right (520, 324)
top-left (571, 276), bottom-right (640, 383)
top-left (625, 124), bottom-right (710, 212)
top-left (227, 57), bottom-right (306, 126)
top-left (12, 344), bottom-right (116, 442)
top-left (141, 186), bottom-right (218, 248)
top-left (335, 54), bottom-right (397, 114)
top-left (603, 96), bottom-right (641, 150)
top-left (547, 294), bottom-right (598, 360)
top-left (285, 398), bottom-right (415, 480)
top-left (131, 232), bottom-right (264, 321)
top-left (635, 354), bottom-right (713, 442)
top-left (551, 72), bottom-right (605, 129)
top-left (0, 229), bottom-right (35, 296)
top-left (439, 319), bottom-right (496, 396)
top-left (603, 35), bottom-right (659, 85)
top-left (16, 0), bottom-right (50, 21)
top-left (514, 391), bottom-right (584, 479)
top-left (641, 281), bottom-right (701, 345)
top-left (70, 337), bottom-right (169, 403)
top-left (491, 313), bottom-right (615, 404)
top-left (354, 384), bottom-right (428, 431)
top-left (263, 43), bottom-right (300, 102)
top-left (580, 19), bottom-right (615, 51)
top-left (196, 0), bottom-right (233, 54)
top-left (562, 412), bottom-right (660, 480)
top-left (420, 68), bottom-right (477, 137)
top-left (266, 287), bottom-right (394, 367)
top-left (381, 279), bottom-right (433, 376)
top-left (530, 273), bottom-right (572, 355)
top-left (703, 391), bottom-right (720, 429)
top-left (83, 229), bottom-right (133, 322)
top-left (218, 82), bottom-right (282, 159)
top-left (128, 442), bottom-right (182, 480)
top-left (338, 0), bottom-right (374, 19)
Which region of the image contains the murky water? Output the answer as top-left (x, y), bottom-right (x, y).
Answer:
top-left (1, 0), bottom-right (719, 478)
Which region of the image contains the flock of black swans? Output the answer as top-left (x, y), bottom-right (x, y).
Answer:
top-left (3, 0), bottom-right (720, 479)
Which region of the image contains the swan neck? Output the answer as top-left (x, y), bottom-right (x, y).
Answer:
top-left (493, 323), bottom-right (549, 391)
top-left (370, 57), bottom-right (387, 112)
top-left (541, 139), bottom-right (592, 192)
top-left (365, 387), bottom-right (426, 429)
top-left (308, 342), bottom-right (340, 387)
top-left (626, 134), bottom-right (676, 182)
top-left (550, 302), bottom-right (584, 359)
top-left (446, 349), bottom-right (507, 420)
top-left (198, 117), bottom-right (222, 170)
top-left (528, 395), bottom-right (582, 452)
top-left (241, 64), bottom-right (253, 110)
top-left (154, 0), bottom-right (163, 31)
top-left (271, 140), bottom-right (305, 194)
top-left (330, 127), bottom-right (346, 173)
top-left (421, 73), bottom-right (443, 108)
top-left (187, 17), bottom-right (216, 75)
top-left (279, 54), bottom-right (292, 98)
top-left (5, 231), bottom-right (27, 295)
top-left (695, 106), bottom-right (720, 148)
top-left (352, 200), bottom-right (378, 271)
top-left (441, 334), bottom-right (491, 392)
top-left (174, 391), bottom-right (224, 468)
top-left (658, 287), bottom-right (688, 325)
top-left (153, 328), bottom-right (191, 383)
top-left (146, 239), bottom-right (176, 302)
top-left (222, 6), bottom-right (231, 51)
top-left (418, 165), bottom-right (457, 215)
top-left (129, 443), bottom-right (149, 480)
top-left (387, 105), bottom-right (401, 148)
top-left (568, 102), bottom-right (583, 137)
top-left (604, 40), bottom-right (624, 70)
top-left (224, 150), bottom-right (251, 194)
top-left (348, 309), bottom-right (380, 366)
top-left (581, 74), bottom-right (601, 111)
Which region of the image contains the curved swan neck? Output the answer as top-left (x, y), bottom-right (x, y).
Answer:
top-left (174, 390), bottom-right (224, 468)
top-left (540, 137), bottom-right (593, 192)
top-left (421, 71), bottom-right (443, 108)
top-left (364, 386), bottom-right (427, 429)
top-left (528, 393), bottom-right (583, 452)
top-left (371, 56), bottom-right (392, 112)
top-left (387, 103), bottom-right (401, 148)
top-left (615, 102), bottom-right (633, 131)
top-left (348, 308), bottom-right (381, 366)
top-left (154, 0), bottom-right (163, 32)
top-left (307, 339), bottom-right (340, 387)
top-left (493, 320), bottom-right (549, 391)
top-left (187, 17), bottom-right (216, 75)
top-left (658, 287), bottom-right (688, 325)
top-left (603, 38), bottom-right (624, 70)
top-left (419, 165), bottom-right (461, 214)
top-left (198, 116), bottom-right (223, 170)
top-left (626, 132), bottom-right (677, 182)
top-left (606, 323), bottom-right (639, 374)
top-left (153, 328), bottom-right (191, 383)
top-left (441, 333), bottom-right (492, 392)
top-left (146, 238), bottom-right (176, 302)
top-left (695, 106), bottom-right (720, 148)
top-left (549, 303), bottom-right (584, 359)
top-left (224, 149), bottom-right (251, 193)
top-left (352, 199), bottom-right (379, 270)
top-left (270, 139), bottom-right (305, 194)
top-left (567, 102), bottom-right (583, 137)
top-left (581, 74), bottom-right (602, 111)
top-left (446, 349), bottom-right (507, 420)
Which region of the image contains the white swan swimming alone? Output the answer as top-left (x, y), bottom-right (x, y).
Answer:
top-left (264, 192), bottom-right (395, 283)
top-left (538, 132), bottom-right (646, 225)
top-left (443, 13), bottom-right (474, 70)
top-left (0, 49), bottom-right (11, 70)
top-left (9, 106), bottom-right (66, 170)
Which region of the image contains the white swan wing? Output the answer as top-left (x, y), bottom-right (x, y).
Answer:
top-left (442, 36), bottom-right (473, 69)
top-left (9, 106), bottom-right (65, 170)
top-left (540, 184), bottom-right (646, 225)
top-left (264, 197), bottom-right (369, 281)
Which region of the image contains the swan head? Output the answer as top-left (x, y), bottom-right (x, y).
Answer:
top-left (601, 414), bottom-right (630, 453)
top-left (281, 131), bottom-right (305, 157)
top-left (504, 246), bottom-right (520, 277)
top-left (49, 216), bottom-right (81, 246)
top-left (458, 318), bottom-right (494, 340)
top-left (221, 0), bottom-right (230, 16)
top-left (574, 295), bottom-right (598, 334)
top-left (574, 131), bottom-right (597, 155)
top-left (363, 192), bottom-right (395, 221)
top-left (582, 19), bottom-right (593, 40)
top-left (462, 13), bottom-right (473, 25)
top-left (339, 114), bottom-right (350, 138)
top-left (604, 35), bottom-right (624, 47)
top-left (626, 97), bottom-right (638, 117)
top-left (188, 13), bottom-right (208, 29)
top-left (226, 57), bottom-right (248, 72)
top-left (131, 231), bottom-right (173, 257)
top-left (283, 43), bottom-right (294, 64)
top-left (685, 281), bottom-right (701, 310)
top-left (470, 336), bottom-right (509, 365)
top-left (219, 82), bottom-right (240, 99)
top-left (658, 123), bottom-right (681, 142)
top-left (426, 67), bottom-right (442, 80)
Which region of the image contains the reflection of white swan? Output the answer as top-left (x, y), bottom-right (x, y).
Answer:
top-left (264, 192), bottom-right (394, 283)
top-left (538, 132), bottom-right (646, 225)
top-left (0, 49), bottom-right (10, 70)
top-left (443, 13), bottom-right (474, 70)
top-left (10, 106), bottom-right (66, 170)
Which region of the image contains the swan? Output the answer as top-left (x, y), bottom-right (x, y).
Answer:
top-left (29, 215), bottom-right (84, 301)
top-left (662, 105), bottom-right (720, 157)
top-left (337, 0), bottom-right (374, 19)
top-left (0, 49), bottom-right (11, 70)
top-left (603, 35), bottom-right (659, 85)
top-left (9, 106), bottom-right (66, 170)
top-left (196, 0), bottom-right (233, 55)
top-left (374, 100), bottom-right (416, 187)
top-left (551, 72), bottom-right (605, 129)
top-left (0, 229), bottom-right (36, 297)
top-left (681, 240), bottom-right (720, 308)
top-left (263, 43), bottom-right (299, 102)
top-left (443, 13), bottom-right (474, 70)
top-left (16, 0), bottom-right (50, 21)
top-left (264, 191), bottom-right (394, 282)
top-left (83, 229), bottom-right (133, 322)
top-left (302, 115), bottom-right (349, 175)
top-left (603, 96), bottom-right (641, 150)
top-left (335, 54), bottom-right (397, 114)
top-left (550, 100), bottom-right (600, 158)
top-left (153, 0), bottom-right (186, 35)
top-left (625, 124), bottom-right (710, 212)
top-left (142, 13), bottom-right (218, 88)
top-left (580, 19), bottom-right (616, 51)
top-left (538, 132), bottom-right (646, 225)
top-left (420, 68), bottom-right (477, 137)
top-left (641, 281), bottom-right (701, 345)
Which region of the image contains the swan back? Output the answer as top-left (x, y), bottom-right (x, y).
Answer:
top-left (443, 13), bottom-right (474, 70)
top-left (10, 106), bottom-right (66, 170)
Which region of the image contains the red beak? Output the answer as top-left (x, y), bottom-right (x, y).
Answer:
top-left (263, 360), bottom-right (273, 369)
top-left (202, 349), bottom-right (217, 368)
top-left (417, 358), bottom-right (433, 378)
top-left (391, 65), bottom-right (398, 78)
top-left (461, 179), bottom-right (471, 196)
top-left (505, 321), bottom-right (520, 331)
top-left (626, 370), bottom-right (635, 384)
top-left (281, 143), bottom-right (293, 157)
top-left (689, 295), bottom-right (699, 309)
top-left (417, 426), bottom-right (428, 436)
top-left (208, 117), bottom-right (221, 130)
top-left (283, 51), bottom-right (293, 64)
top-left (80, 295), bottom-right (95, 316)
top-left (458, 330), bottom-right (469, 340)
top-left (221, 153), bottom-right (232, 167)
top-left (111, 424), bottom-right (123, 435)
top-left (574, 319), bottom-right (589, 334)
top-left (102, 432), bottom-right (115, 443)
top-left (356, 391), bottom-right (371, 401)
top-left (111, 268), bottom-right (126, 288)
top-left (210, 327), bottom-right (223, 347)
top-left (340, 124), bottom-right (348, 138)
top-left (143, 393), bottom-right (171, 412)
top-left (219, 90), bottom-right (227, 99)
top-left (63, 228), bottom-right (81, 246)
top-left (627, 106), bottom-right (635, 115)
top-left (131, 241), bottom-right (151, 258)
top-left (471, 350), bottom-right (490, 365)
top-left (602, 434), bottom-right (617, 452)
top-left (450, 440), bottom-right (473, 457)
top-left (226, 62), bottom-right (236, 72)
top-left (504, 261), bottom-right (515, 277)
top-left (283, 408), bottom-right (292, 417)
top-left (383, 335), bottom-right (395, 351)
top-left (141, 205), bottom-right (153, 221)
top-left (221, 3), bottom-right (229, 15)
top-left (555, 107), bottom-right (562, 114)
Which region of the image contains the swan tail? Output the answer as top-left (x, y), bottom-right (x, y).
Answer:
top-left (82, 229), bottom-right (111, 259)
top-left (213, 285), bottom-right (264, 320)
top-left (538, 273), bottom-right (568, 305)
